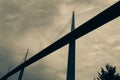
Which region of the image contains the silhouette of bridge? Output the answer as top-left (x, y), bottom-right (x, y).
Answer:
top-left (0, 1), bottom-right (120, 80)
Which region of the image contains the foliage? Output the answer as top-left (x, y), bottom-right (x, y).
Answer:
top-left (95, 64), bottom-right (120, 80)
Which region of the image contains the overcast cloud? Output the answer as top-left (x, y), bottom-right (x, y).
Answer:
top-left (0, 0), bottom-right (119, 80)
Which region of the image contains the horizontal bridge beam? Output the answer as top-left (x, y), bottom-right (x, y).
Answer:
top-left (0, 1), bottom-right (120, 80)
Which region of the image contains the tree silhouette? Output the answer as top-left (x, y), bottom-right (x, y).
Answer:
top-left (95, 64), bottom-right (120, 80)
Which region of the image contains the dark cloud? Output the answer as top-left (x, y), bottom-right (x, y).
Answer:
top-left (18, 61), bottom-right (62, 80)
top-left (0, 0), bottom-right (62, 79)
top-left (0, 0), bottom-right (62, 36)
top-left (0, 46), bottom-right (15, 77)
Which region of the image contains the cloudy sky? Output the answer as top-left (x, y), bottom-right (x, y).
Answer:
top-left (0, 0), bottom-right (119, 80)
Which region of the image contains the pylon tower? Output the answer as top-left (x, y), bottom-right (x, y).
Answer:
top-left (67, 11), bottom-right (75, 80)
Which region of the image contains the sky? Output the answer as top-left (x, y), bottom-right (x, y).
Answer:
top-left (0, 0), bottom-right (119, 80)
